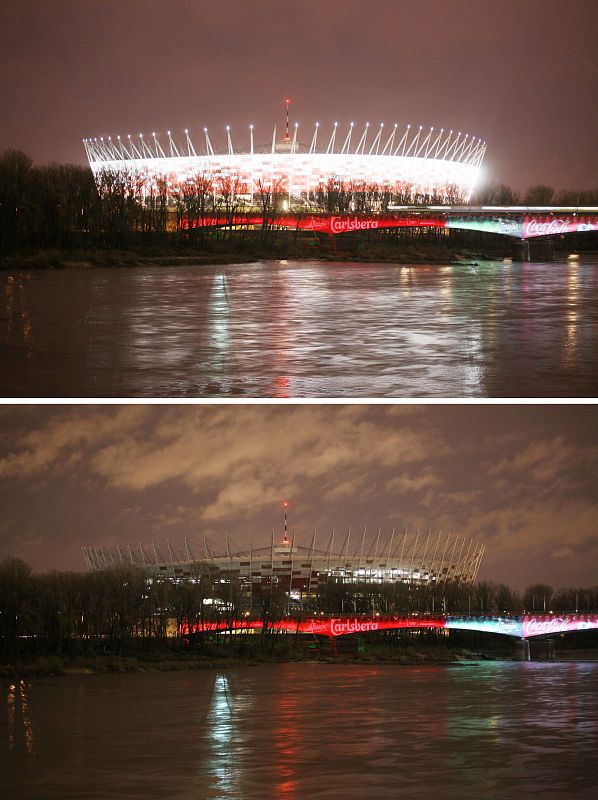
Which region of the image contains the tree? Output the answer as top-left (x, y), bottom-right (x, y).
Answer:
top-left (254, 176), bottom-right (286, 242)
top-left (522, 583), bottom-right (553, 613)
top-left (0, 149), bottom-right (33, 250)
top-left (0, 557), bottom-right (33, 655)
top-left (524, 185), bottom-right (554, 205)
top-left (473, 182), bottom-right (520, 205)
top-left (557, 188), bottom-right (598, 206)
top-left (173, 173), bottom-right (214, 243)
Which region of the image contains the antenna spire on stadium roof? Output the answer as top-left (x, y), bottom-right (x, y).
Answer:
top-left (284, 98), bottom-right (291, 142)
top-left (282, 500), bottom-right (289, 544)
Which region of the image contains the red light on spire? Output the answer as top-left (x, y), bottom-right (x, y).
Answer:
top-left (283, 500), bottom-right (289, 544)
top-left (284, 98), bottom-right (291, 142)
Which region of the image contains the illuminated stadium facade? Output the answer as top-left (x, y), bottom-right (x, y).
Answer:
top-left (83, 120), bottom-right (486, 205)
top-left (83, 528), bottom-right (485, 597)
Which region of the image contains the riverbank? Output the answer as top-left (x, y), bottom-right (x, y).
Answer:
top-left (1, 644), bottom-right (479, 679)
top-left (4, 647), bottom-right (595, 679)
top-left (0, 242), bottom-right (486, 270)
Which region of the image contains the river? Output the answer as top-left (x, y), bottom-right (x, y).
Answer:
top-left (2, 258), bottom-right (598, 398)
top-left (2, 662), bottom-right (598, 799)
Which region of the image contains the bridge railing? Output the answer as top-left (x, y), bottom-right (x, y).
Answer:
top-left (180, 612), bottom-right (598, 639)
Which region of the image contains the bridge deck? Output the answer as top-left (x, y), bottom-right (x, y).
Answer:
top-left (180, 613), bottom-right (598, 639)
top-left (180, 207), bottom-right (598, 238)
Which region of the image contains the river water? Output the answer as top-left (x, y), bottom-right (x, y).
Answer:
top-left (2, 662), bottom-right (598, 799)
top-left (2, 258), bottom-right (598, 397)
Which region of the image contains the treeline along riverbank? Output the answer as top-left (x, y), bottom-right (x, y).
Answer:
top-left (1, 557), bottom-right (597, 677)
top-left (2, 149), bottom-right (597, 267)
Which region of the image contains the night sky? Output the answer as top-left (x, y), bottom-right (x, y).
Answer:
top-left (1, 0), bottom-right (597, 192)
top-left (0, 404), bottom-right (596, 590)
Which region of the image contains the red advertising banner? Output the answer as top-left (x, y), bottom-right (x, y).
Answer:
top-left (521, 614), bottom-right (598, 637)
top-left (279, 215), bottom-right (446, 235)
top-left (523, 215), bottom-right (598, 238)
top-left (180, 214), bottom-right (446, 235)
top-left (180, 615), bottom-right (447, 638)
top-left (180, 212), bottom-right (598, 238)
top-left (180, 613), bottom-right (598, 639)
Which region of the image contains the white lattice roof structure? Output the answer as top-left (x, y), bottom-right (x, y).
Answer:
top-left (84, 121), bottom-right (486, 203)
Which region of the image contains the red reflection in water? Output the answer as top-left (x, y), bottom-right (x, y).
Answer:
top-left (4, 274), bottom-right (33, 352)
top-left (274, 375), bottom-right (290, 397)
top-left (5, 680), bottom-right (34, 754)
top-left (273, 680), bottom-right (301, 797)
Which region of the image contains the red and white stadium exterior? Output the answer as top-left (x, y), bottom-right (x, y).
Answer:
top-left (83, 529), bottom-right (485, 596)
top-left (83, 122), bottom-right (486, 203)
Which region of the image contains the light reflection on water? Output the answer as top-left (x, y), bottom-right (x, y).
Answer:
top-left (2, 259), bottom-right (598, 397)
top-left (2, 662), bottom-right (598, 799)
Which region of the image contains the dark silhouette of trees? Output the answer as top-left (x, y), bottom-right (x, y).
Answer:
top-left (556, 188), bottom-right (598, 205)
top-left (524, 185), bottom-right (555, 205)
top-left (1, 148), bottom-right (597, 258)
top-left (522, 583), bottom-right (554, 613)
top-left (0, 558), bottom-right (33, 656)
top-left (473, 182), bottom-right (520, 205)
top-left (0, 150), bottom-right (34, 250)
top-left (173, 173), bottom-right (214, 243)
top-left (1, 557), bottom-right (598, 661)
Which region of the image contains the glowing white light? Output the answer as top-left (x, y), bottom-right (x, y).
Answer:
top-left (86, 120), bottom-right (485, 203)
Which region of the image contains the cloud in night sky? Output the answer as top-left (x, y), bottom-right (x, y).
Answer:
top-left (0, 404), bottom-right (596, 590)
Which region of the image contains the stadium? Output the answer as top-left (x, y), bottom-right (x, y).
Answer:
top-left (83, 115), bottom-right (486, 206)
top-left (83, 527), bottom-right (485, 600)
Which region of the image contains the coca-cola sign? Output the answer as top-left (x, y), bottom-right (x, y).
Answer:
top-left (522, 614), bottom-right (598, 637)
top-left (524, 217), bottom-right (570, 238)
top-left (523, 216), bottom-right (598, 239)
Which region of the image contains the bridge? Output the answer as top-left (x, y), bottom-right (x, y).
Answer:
top-left (181, 612), bottom-right (598, 640)
top-left (389, 205), bottom-right (598, 240)
top-left (180, 206), bottom-right (598, 241)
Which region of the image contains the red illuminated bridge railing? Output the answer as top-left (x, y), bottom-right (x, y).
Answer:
top-left (179, 613), bottom-right (598, 639)
top-left (179, 213), bottom-right (445, 235)
top-left (179, 209), bottom-right (598, 238)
